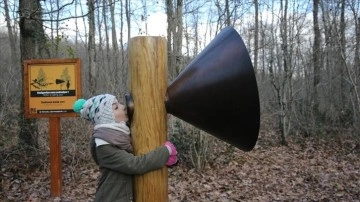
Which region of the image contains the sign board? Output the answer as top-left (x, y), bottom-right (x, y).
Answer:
top-left (24, 58), bottom-right (81, 118)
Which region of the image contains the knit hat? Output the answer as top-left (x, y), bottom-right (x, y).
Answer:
top-left (73, 94), bottom-right (116, 125)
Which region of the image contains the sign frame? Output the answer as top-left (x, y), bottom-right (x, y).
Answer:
top-left (24, 58), bottom-right (81, 118)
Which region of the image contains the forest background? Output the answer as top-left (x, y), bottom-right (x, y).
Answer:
top-left (0, 0), bottom-right (359, 201)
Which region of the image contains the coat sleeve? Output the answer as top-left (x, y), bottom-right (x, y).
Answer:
top-left (95, 144), bottom-right (170, 175)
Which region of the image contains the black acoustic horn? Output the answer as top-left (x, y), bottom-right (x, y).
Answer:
top-left (164, 27), bottom-right (260, 151)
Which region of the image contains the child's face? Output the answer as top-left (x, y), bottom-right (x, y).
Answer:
top-left (112, 98), bottom-right (129, 123)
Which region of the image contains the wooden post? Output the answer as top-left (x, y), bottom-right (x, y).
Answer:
top-left (49, 117), bottom-right (62, 197)
top-left (128, 36), bottom-right (168, 202)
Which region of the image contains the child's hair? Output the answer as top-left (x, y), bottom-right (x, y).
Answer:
top-left (73, 94), bottom-right (117, 125)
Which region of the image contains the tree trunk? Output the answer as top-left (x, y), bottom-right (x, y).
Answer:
top-left (166, 0), bottom-right (174, 80)
top-left (55, 0), bottom-right (60, 56)
top-left (312, 0), bottom-right (321, 121)
top-left (18, 0), bottom-right (49, 150)
top-left (118, 0), bottom-right (127, 92)
top-left (4, 0), bottom-right (17, 66)
top-left (109, 0), bottom-right (120, 88)
top-left (354, 9), bottom-right (360, 122)
top-left (339, 0), bottom-right (346, 110)
top-left (225, 0), bottom-right (230, 26)
top-left (103, 0), bottom-right (110, 80)
top-left (125, 0), bottom-right (131, 42)
top-left (174, 0), bottom-right (183, 76)
top-left (278, 0), bottom-right (290, 145)
top-left (355, 17), bottom-right (360, 79)
top-left (96, 0), bottom-right (105, 90)
top-left (165, 0), bottom-right (183, 80)
top-left (110, 0), bottom-right (118, 54)
top-left (347, 1), bottom-right (360, 124)
top-left (87, 0), bottom-right (97, 94)
top-left (253, 0), bottom-right (259, 74)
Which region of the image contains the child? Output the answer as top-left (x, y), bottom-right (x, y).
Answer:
top-left (73, 94), bottom-right (178, 202)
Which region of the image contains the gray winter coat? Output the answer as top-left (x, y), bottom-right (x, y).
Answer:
top-left (90, 136), bottom-right (170, 202)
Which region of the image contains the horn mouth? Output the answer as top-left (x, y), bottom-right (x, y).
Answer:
top-left (125, 93), bottom-right (134, 124)
top-left (164, 26), bottom-right (260, 151)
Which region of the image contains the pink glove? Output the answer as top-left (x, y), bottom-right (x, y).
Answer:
top-left (164, 141), bottom-right (179, 167)
top-left (165, 141), bottom-right (177, 156)
top-left (166, 155), bottom-right (178, 167)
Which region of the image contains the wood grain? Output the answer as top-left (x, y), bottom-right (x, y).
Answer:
top-left (128, 36), bottom-right (168, 202)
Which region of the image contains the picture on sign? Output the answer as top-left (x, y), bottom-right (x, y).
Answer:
top-left (24, 59), bottom-right (81, 118)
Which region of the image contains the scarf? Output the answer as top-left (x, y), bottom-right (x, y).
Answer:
top-left (93, 122), bottom-right (133, 153)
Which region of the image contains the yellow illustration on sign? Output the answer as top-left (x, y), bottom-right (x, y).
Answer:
top-left (30, 64), bottom-right (75, 91)
top-left (28, 62), bottom-right (79, 115)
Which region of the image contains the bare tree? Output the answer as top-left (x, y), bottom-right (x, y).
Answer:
top-left (339, 0), bottom-right (346, 110)
top-left (278, 0), bottom-right (291, 145)
top-left (266, 0), bottom-right (308, 144)
top-left (312, 0), bottom-right (321, 120)
top-left (166, 0), bottom-right (184, 80)
top-left (224, 0), bottom-right (230, 26)
top-left (54, 0), bottom-right (61, 56)
top-left (125, 0), bottom-right (131, 42)
top-left (318, 0), bottom-right (351, 125)
top-left (4, 0), bottom-right (17, 66)
top-left (166, 0), bottom-right (174, 78)
top-left (18, 0), bottom-right (50, 150)
top-left (214, 0), bottom-right (242, 32)
top-left (103, 0), bottom-right (110, 65)
top-left (87, 0), bottom-right (97, 94)
top-left (118, 0), bottom-right (128, 93)
top-left (253, 0), bottom-right (259, 74)
top-left (349, 0), bottom-right (360, 124)
top-left (109, 0), bottom-right (120, 85)
top-left (214, 0), bottom-right (226, 31)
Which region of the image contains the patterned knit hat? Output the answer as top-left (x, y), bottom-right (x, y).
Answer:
top-left (73, 94), bottom-right (116, 125)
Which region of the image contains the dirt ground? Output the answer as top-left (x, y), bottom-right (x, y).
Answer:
top-left (1, 132), bottom-right (359, 202)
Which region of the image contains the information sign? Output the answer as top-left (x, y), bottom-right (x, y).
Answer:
top-left (24, 58), bottom-right (81, 118)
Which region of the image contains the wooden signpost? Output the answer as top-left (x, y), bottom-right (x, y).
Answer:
top-left (128, 37), bottom-right (168, 201)
top-left (24, 58), bottom-right (81, 197)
